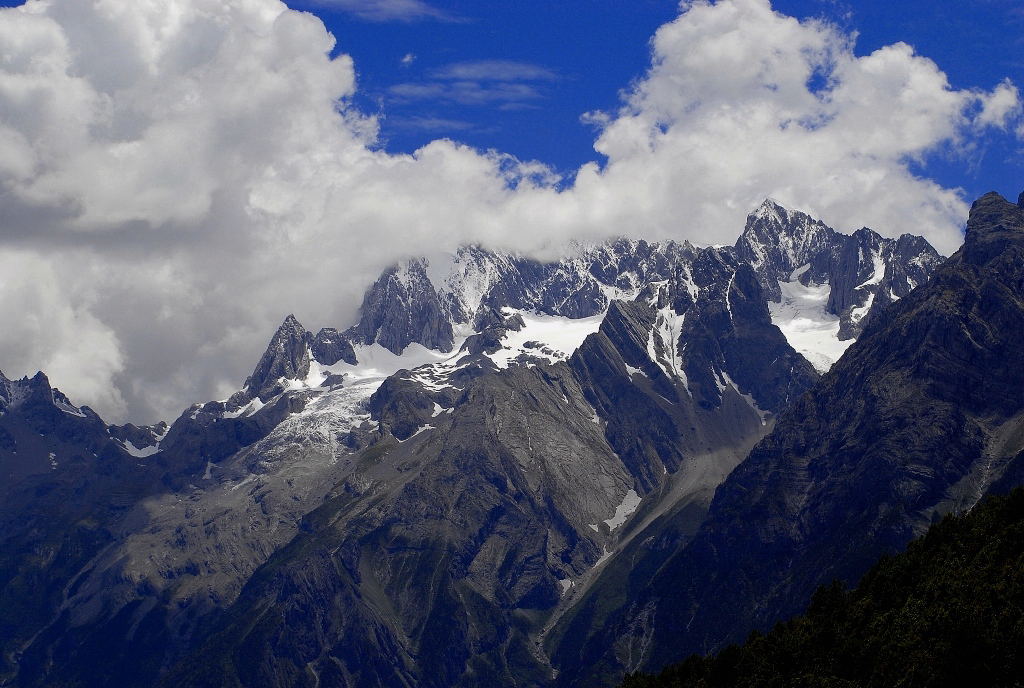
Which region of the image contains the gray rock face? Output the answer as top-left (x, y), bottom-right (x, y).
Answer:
top-left (0, 372), bottom-right (198, 686)
top-left (349, 240), bottom-right (700, 358)
top-left (350, 258), bottom-right (455, 353)
top-left (309, 327), bottom-right (357, 366)
top-left (108, 420), bottom-right (169, 451)
top-left (244, 314), bottom-right (312, 401)
top-left (554, 191), bottom-right (1024, 686)
top-left (734, 200), bottom-right (838, 299)
top-left (0, 371), bottom-right (110, 489)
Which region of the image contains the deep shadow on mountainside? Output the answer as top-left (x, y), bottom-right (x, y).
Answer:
top-left (621, 486), bottom-right (1024, 688)
top-left (552, 190), bottom-right (1024, 685)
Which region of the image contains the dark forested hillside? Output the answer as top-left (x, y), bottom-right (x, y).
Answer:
top-left (621, 487), bottom-right (1024, 688)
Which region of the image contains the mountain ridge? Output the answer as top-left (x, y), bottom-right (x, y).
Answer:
top-left (551, 190), bottom-right (1024, 685)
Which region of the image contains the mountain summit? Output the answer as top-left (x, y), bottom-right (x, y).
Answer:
top-left (736, 198), bottom-right (944, 340)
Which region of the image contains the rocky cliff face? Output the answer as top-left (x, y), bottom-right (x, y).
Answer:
top-left (552, 191), bottom-right (1024, 686)
top-left (348, 240), bottom-right (692, 356)
top-left (351, 258), bottom-right (456, 353)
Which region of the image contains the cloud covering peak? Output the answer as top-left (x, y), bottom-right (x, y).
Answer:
top-left (0, 0), bottom-right (1018, 422)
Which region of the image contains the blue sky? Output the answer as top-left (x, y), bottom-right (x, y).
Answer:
top-left (289, 0), bottom-right (1023, 201)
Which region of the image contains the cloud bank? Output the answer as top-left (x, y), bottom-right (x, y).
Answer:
top-left (294, 0), bottom-right (458, 23)
top-left (0, 0), bottom-right (1019, 422)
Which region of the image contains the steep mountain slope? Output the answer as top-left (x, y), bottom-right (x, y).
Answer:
top-left (0, 372), bottom-right (176, 683)
top-left (622, 487), bottom-right (1024, 688)
top-left (554, 191), bottom-right (1024, 685)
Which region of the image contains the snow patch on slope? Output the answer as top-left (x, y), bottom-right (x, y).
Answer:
top-left (55, 399), bottom-right (87, 418)
top-left (122, 441), bottom-right (159, 458)
top-left (648, 307), bottom-right (690, 393)
top-left (856, 248), bottom-right (886, 289)
top-left (343, 342), bottom-right (463, 385)
top-left (603, 489), bottom-right (641, 531)
top-left (850, 291), bottom-right (876, 325)
top-left (487, 310), bottom-right (604, 369)
top-left (223, 396), bottom-right (265, 419)
top-left (720, 371), bottom-right (769, 425)
top-left (400, 424), bottom-right (435, 442)
top-left (769, 265), bottom-right (853, 372)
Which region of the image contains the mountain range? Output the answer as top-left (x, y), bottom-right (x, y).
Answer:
top-left (2, 191), bottom-right (1020, 688)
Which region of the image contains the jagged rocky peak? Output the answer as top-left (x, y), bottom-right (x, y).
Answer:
top-left (351, 257), bottom-right (455, 354)
top-left (587, 238), bottom-right (694, 284)
top-left (828, 226), bottom-right (944, 339)
top-left (0, 370), bottom-right (93, 419)
top-left (0, 368), bottom-right (124, 490)
top-left (735, 198), bottom-right (838, 299)
top-left (347, 241), bottom-right (695, 359)
top-left (736, 198), bottom-right (944, 346)
top-left (431, 245), bottom-right (521, 325)
top-left (436, 245), bottom-right (606, 323)
top-left (826, 226), bottom-right (893, 332)
top-left (108, 420), bottom-right (169, 453)
top-left (243, 313), bottom-right (312, 401)
top-left (462, 306), bottom-right (526, 356)
top-left (893, 233), bottom-right (943, 288)
top-left (595, 246), bottom-right (816, 416)
top-left (0, 369), bottom-right (13, 408)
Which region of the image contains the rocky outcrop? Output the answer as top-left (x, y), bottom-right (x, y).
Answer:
top-left (734, 199), bottom-right (839, 300)
top-left (308, 327), bottom-right (357, 366)
top-left (108, 420), bottom-right (168, 451)
top-left (244, 314), bottom-right (312, 401)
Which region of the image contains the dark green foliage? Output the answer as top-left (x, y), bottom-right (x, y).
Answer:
top-left (621, 487), bottom-right (1024, 688)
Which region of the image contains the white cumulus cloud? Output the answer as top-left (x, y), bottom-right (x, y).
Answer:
top-left (0, 0), bottom-right (1018, 423)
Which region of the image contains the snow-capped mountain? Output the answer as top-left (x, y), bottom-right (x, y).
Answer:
top-left (1, 199), bottom-right (948, 688)
top-left (737, 199), bottom-right (944, 349)
top-left (210, 201), bottom-right (942, 421)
